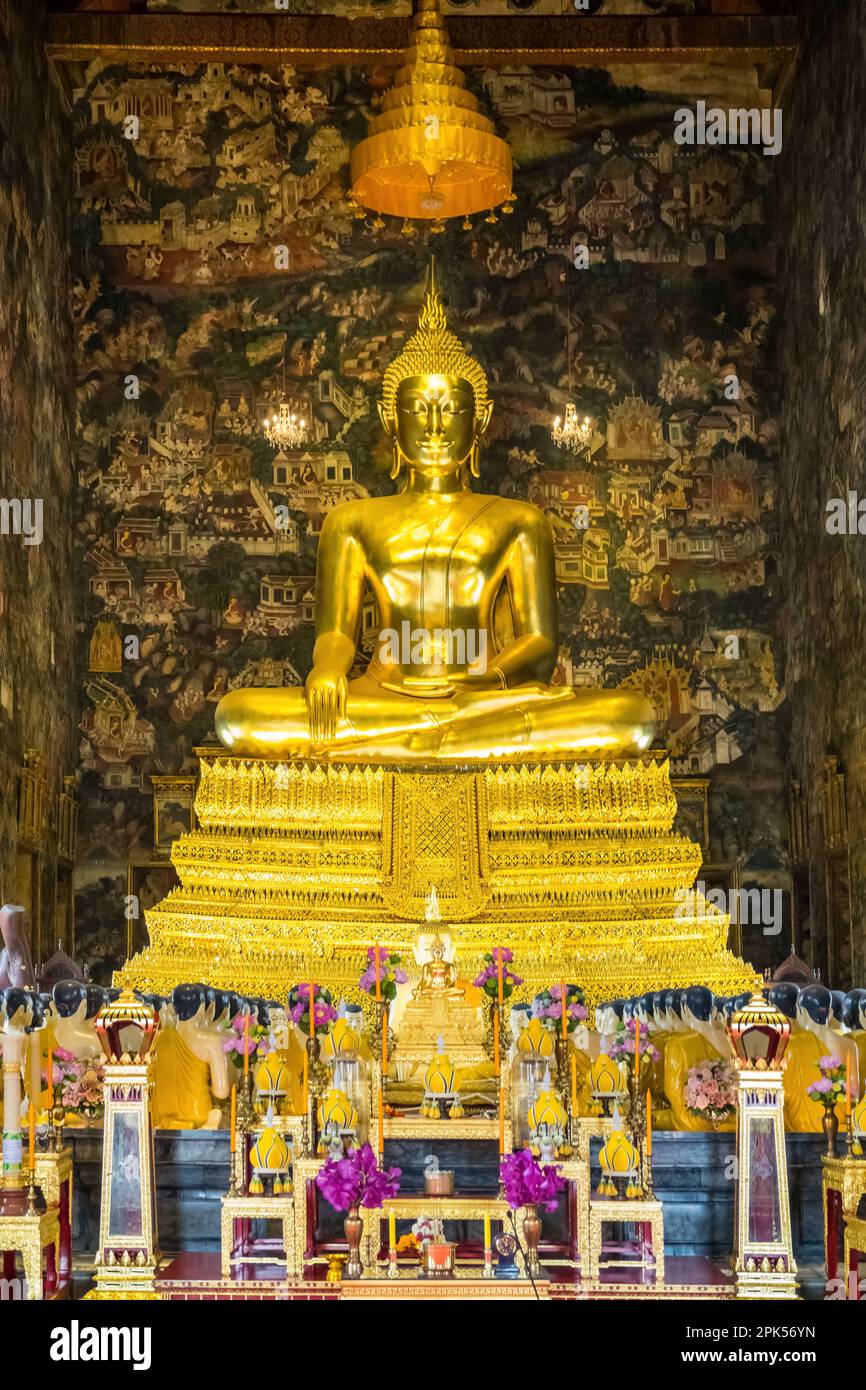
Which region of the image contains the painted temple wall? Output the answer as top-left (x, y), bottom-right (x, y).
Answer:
top-left (778, 0), bottom-right (866, 986)
top-left (70, 51), bottom-right (788, 981)
top-left (0, 0), bottom-right (78, 960)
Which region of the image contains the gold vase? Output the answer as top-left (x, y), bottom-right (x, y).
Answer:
top-left (344, 1205), bottom-right (364, 1279)
top-left (522, 1204), bottom-right (542, 1278)
top-left (822, 1107), bottom-right (839, 1158)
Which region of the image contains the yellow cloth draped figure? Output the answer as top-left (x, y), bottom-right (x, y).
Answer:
top-left (280, 1028), bottom-right (308, 1116)
top-left (24, 1022), bottom-right (57, 1119)
top-left (151, 1028), bottom-right (214, 1130)
top-left (215, 259), bottom-right (654, 764)
top-left (782, 1030), bottom-right (847, 1133)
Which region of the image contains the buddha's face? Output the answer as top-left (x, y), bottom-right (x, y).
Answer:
top-left (384, 375), bottom-right (489, 474)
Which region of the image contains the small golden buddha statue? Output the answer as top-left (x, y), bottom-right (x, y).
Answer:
top-left (215, 259), bottom-right (654, 762)
top-left (392, 933), bottom-right (485, 1066)
top-left (413, 936), bottom-right (463, 999)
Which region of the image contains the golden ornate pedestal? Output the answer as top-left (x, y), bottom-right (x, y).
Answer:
top-left (123, 753), bottom-right (753, 1006)
top-left (0, 1203), bottom-right (61, 1300)
top-left (587, 1196), bottom-right (665, 1286)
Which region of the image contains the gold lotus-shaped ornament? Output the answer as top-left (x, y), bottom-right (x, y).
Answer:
top-left (527, 1085), bottom-right (567, 1132)
top-left (250, 1126), bottom-right (290, 1175)
top-left (600, 1127), bottom-right (639, 1177)
top-left (516, 1017), bottom-right (555, 1058)
top-left (425, 1052), bottom-right (456, 1096)
top-left (318, 1087), bottom-right (358, 1131)
top-left (320, 1018), bottom-right (361, 1062)
top-left (255, 1049), bottom-right (289, 1097)
top-left (588, 1054), bottom-right (626, 1098)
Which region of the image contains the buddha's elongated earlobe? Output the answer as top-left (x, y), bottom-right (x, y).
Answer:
top-left (468, 439), bottom-right (481, 479)
top-left (390, 440), bottom-right (404, 481)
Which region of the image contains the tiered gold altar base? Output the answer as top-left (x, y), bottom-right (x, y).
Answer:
top-left (124, 754), bottom-right (754, 1005)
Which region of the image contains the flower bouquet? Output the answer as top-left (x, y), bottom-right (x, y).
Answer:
top-left (359, 947), bottom-right (408, 1003)
top-left (474, 947), bottom-right (523, 1001)
top-left (807, 1055), bottom-right (846, 1154)
top-left (46, 1048), bottom-right (104, 1125)
top-left (610, 1020), bottom-right (661, 1068)
top-left (316, 1143), bottom-right (401, 1278)
top-left (532, 983), bottom-right (588, 1033)
top-left (287, 983), bottom-right (338, 1036)
top-left (684, 1058), bottom-right (737, 1126)
top-left (499, 1148), bottom-right (565, 1277)
top-left (222, 1011), bottom-right (269, 1071)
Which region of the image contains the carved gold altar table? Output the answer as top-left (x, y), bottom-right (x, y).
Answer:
top-left (587, 1196), bottom-right (665, 1286)
top-left (34, 1147), bottom-right (73, 1284)
top-left (843, 1214), bottom-right (866, 1300)
top-left (220, 1193), bottom-right (296, 1277)
top-left (822, 1155), bottom-right (866, 1285)
top-left (0, 1203), bottom-right (61, 1300)
top-left (380, 1192), bottom-right (517, 1270)
top-left (382, 1115), bottom-right (501, 1142)
top-left (559, 1115), bottom-right (615, 1270)
top-left (293, 1156), bottom-right (377, 1275)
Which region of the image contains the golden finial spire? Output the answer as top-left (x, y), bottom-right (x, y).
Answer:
top-left (418, 257), bottom-right (447, 334)
top-left (380, 258), bottom-right (489, 423)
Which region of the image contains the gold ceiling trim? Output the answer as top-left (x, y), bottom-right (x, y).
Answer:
top-left (45, 14), bottom-right (799, 71)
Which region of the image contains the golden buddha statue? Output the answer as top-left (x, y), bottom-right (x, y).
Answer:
top-left (392, 932), bottom-right (486, 1068)
top-left (413, 935), bottom-right (463, 999)
top-left (215, 260), bottom-right (654, 763)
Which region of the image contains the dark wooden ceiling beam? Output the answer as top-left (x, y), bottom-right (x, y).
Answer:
top-left (45, 12), bottom-right (799, 70)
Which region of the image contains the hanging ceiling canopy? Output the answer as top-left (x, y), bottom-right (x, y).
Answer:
top-left (349, 0), bottom-right (512, 222)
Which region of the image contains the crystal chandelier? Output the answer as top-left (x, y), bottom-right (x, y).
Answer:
top-left (263, 398), bottom-right (309, 450)
top-left (551, 402), bottom-right (593, 456)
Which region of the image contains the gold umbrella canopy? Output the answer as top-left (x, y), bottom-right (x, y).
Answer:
top-left (350, 0), bottom-right (513, 222)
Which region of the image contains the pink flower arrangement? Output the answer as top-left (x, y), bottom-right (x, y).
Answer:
top-left (45, 1047), bottom-right (103, 1118)
top-left (359, 947), bottom-right (408, 1003)
top-left (684, 1058), bottom-right (736, 1122)
top-left (610, 1021), bottom-right (661, 1065)
top-left (287, 983), bottom-right (338, 1035)
top-left (532, 984), bottom-right (588, 1031)
top-left (316, 1143), bottom-right (401, 1212)
top-left (807, 1055), bottom-right (846, 1108)
top-left (222, 1012), bottom-right (269, 1069)
top-left (474, 947), bottom-right (524, 1001)
top-left (500, 1148), bottom-right (565, 1212)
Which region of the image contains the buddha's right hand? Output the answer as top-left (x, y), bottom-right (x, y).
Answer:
top-left (305, 666), bottom-right (348, 742)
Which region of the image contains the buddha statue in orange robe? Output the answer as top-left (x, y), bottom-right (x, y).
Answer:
top-left (151, 984), bottom-right (230, 1130)
top-left (770, 983), bottom-right (848, 1133)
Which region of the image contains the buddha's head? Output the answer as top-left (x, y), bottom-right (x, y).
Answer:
top-left (378, 258), bottom-right (493, 481)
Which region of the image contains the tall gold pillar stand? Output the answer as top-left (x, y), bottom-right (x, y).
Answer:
top-left (727, 994), bottom-right (798, 1300)
top-left (84, 990), bottom-right (161, 1301)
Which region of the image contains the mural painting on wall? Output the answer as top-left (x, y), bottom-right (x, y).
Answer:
top-left (72, 56), bottom-right (786, 977)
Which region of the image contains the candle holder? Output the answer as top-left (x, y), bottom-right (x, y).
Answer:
top-left (237, 1072), bottom-right (255, 1132)
top-left (26, 1166), bottom-right (38, 1216)
top-left (388, 1245), bottom-right (399, 1279)
top-left (483, 1247), bottom-right (494, 1278)
top-left (228, 1144), bottom-right (242, 1196)
top-left (555, 1034), bottom-right (570, 1092)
